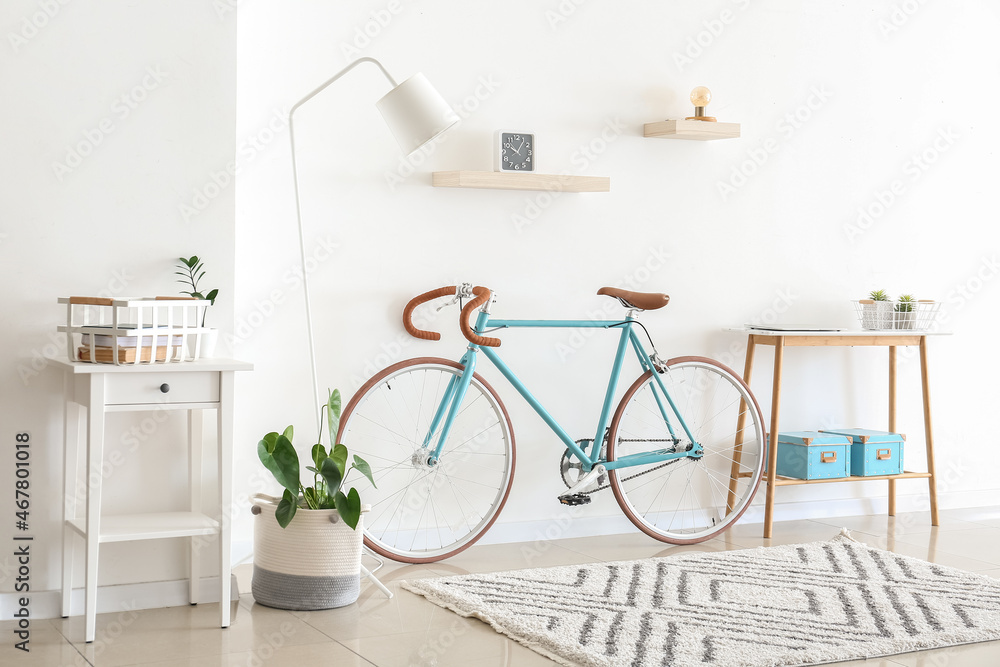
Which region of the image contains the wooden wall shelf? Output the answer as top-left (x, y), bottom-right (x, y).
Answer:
top-left (432, 171), bottom-right (610, 193)
top-left (644, 120), bottom-right (740, 141)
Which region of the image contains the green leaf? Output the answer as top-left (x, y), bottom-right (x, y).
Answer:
top-left (188, 256), bottom-right (199, 266)
top-left (311, 443), bottom-right (328, 469)
top-left (320, 456), bottom-right (343, 497)
top-left (351, 454), bottom-right (376, 488)
top-left (305, 465), bottom-right (319, 474)
top-left (205, 288), bottom-right (219, 304)
top-left (259, 431), bottom-right (279, 454)
top-left (331, 443), bottom-right (348, 477)
top-left (302, 486), bottom-right (319, 510)
top-left (282, 425), bottom-right (294, 441)
top-left (334, 487), bottom-right (362, 530)
top-left (275, 489), bottom-right (298, 528)
top-left (327, 389), bottom-right (342, 442)
top-left (257, 434), bottom-right (299, 496)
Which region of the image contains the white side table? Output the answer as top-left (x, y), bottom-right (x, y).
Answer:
top-left (52, 357), bottom-right (253, 643)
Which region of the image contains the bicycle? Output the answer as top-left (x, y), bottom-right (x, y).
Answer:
top-left (336, 284), bottom-right (766, 563)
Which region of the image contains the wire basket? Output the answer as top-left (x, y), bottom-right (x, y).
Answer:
top-left (852, 299), bottom-right (940, 331)
top-left (58, 296), bottom-right (214, 365)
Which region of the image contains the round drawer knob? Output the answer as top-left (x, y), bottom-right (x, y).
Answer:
top-left (159, 383), bottom-right (170, 393)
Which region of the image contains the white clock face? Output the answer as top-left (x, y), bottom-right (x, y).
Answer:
top-left (500, 133), bottom-right (533, 171)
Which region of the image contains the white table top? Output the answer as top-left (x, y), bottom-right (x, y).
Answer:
top-left (725, 327), bottom-right (952, 336)
top-left (48, 357), bottom-right (253, 374)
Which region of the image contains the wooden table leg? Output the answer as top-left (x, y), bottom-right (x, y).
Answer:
top-left (888, 346), bottom-right (897, 517)
top-left (919, 337), bottom-right (940, 526)
top-left (727, 336), bottom-right (757, 513)
top-left (61, 371), bottom-right (78, 619)
top-left (218, 372), bottom-right (234, 628)
top-left (84, 374), bottom-right (105, 644)
top-left (189, 410), bottom-right (203, 605)
top-left (763, 337), bottom-right (784, 539)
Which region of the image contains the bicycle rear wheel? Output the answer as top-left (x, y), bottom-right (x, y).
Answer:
top-left (607, 356), bottom-right (765, 544)
top-left (337, 357), bottom-right (515, 563)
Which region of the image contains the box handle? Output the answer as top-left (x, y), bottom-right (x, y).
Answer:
top-left (821, 451), bottom-right (837, 463)
top-left (876, 448), bottom-right (892, 460)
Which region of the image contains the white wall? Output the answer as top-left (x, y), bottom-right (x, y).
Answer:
top-left (233, 0), bottom-right (1000, 557)
top-left (5, 0), bottom-right (999, 616)
top-left (1, 1), bottom-right (235, 613)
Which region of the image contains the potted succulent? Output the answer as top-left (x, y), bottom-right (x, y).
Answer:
top-left (858, 289), bottom-right (893, 330)
top-left (894, 294), bottom-right (917, 330)
top-left (251, 389), bottom-right (376, 610)
top-left (175, 255), bottom-right (219, 357)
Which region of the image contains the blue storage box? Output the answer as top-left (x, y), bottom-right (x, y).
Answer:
top-left (821, 428), bottom-right (904, 476)
top-left (772, 431), bottom-right (852, 480)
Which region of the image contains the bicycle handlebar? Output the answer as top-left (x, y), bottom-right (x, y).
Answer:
top-left (402, 286), bottom-right (456, 341)
top-left (401, 284), bottom-right (502, 348)
top-left (460, 286), bottom-right (502, 348)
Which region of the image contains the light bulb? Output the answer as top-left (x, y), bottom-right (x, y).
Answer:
top-left (690, 86), bottom-right (712, 107)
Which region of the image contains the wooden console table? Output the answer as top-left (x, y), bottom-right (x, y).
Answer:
top-left (52, 357), bottom-right (252, 642)
top-left (726, 329), bottom-right (950, 538)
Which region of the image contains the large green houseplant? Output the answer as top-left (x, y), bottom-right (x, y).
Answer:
top-left (251, 388), bottom-right (376, 610)
top-left (257, 389), bottom-right (375, 529)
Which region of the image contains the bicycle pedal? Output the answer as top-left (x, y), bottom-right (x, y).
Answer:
top-left (558, 493), bottom-right (592, 506)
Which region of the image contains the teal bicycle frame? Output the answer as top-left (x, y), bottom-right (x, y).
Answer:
top-left (420, 310), bottom-right (702, 473)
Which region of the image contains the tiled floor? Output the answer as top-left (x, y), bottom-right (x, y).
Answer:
top-left (7, 507), bottom-right (1000, 666)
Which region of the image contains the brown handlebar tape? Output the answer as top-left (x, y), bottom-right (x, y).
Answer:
top-left (461, 287), bottom-right (501, 348)
top-left (403, 286), bottom-right (456, 341)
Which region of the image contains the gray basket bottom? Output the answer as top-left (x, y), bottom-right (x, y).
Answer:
top-left (251, 565), bottom-right (360, 610)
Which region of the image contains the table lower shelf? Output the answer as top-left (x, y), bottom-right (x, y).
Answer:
top-left (763, 471), bottom-right (932, 487)
top-left (67, 511), bottom-right (220, 543)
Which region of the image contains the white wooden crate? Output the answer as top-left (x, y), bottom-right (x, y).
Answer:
top-left (57, 296), bottom-right (213, 365)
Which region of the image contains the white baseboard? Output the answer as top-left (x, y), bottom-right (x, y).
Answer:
top-left (1, 575), bottom-right (239, 621)
top-left (10, 488), bottom-right (996, 621)
top-left (480, 488), bottom-right (1000, 545)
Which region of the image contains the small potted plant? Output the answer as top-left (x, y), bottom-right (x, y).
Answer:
top-left (894, 294), bottom-right (917, 330)
top-left (251, 389), bottom-right (376, 610)
top-left (175, 255), bottom-right (219, 356)
top-left (858, 289), bottom-right (893, 330)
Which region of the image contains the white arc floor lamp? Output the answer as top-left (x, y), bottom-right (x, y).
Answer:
top-left (288, 57), bottom-right (459, 597)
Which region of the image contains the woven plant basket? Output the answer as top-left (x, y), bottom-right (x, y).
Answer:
top-left (251, 494), bottom-right (368, 610)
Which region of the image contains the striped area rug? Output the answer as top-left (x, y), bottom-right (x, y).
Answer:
top-left (402, 531), bottom-right (1000, 666)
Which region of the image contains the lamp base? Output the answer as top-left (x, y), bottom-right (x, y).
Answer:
top-left (684, 116), bottom-right (717, 122)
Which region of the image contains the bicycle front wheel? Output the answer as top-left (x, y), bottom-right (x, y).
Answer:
top-left (607, 356), bottom-right (765, 544)
top-left (337, 357), bottom-right (515, 563)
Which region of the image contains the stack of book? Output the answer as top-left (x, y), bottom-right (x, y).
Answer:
top-left (77, 329), bottom-right (185, 363)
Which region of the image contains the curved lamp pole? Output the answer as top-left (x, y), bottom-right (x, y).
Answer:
top-left (288, 57), bottom-right (459, 437)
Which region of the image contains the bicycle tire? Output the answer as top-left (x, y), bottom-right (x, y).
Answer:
top-left (337, 357), bottom-right (516, 563)
top-left (607, 356), bottom-right (765, 544)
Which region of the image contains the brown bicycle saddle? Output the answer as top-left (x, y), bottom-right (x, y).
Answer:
top-left (597, 287), bottom-right (670, 311)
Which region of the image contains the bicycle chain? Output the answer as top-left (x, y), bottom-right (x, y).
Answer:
top-left (560, 438), bottom-right (685, 497)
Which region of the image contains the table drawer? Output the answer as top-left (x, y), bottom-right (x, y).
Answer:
top-left (105, 372), bottom-right (219, 405)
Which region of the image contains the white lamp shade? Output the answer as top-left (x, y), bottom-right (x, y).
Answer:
top-left (376, 73), bottom-right (459, 154)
